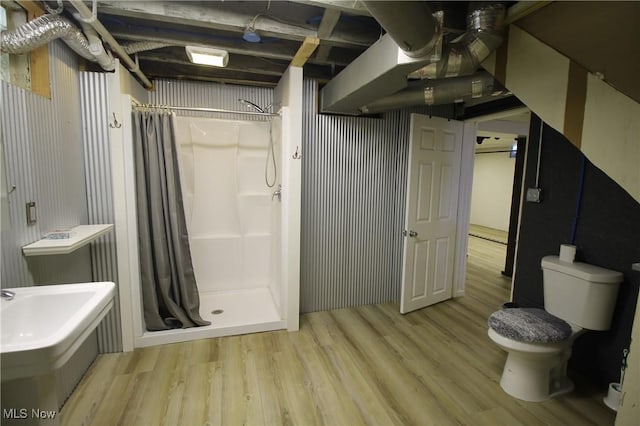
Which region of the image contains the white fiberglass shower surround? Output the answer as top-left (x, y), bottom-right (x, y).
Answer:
top-left (131, 109), bottom-right (291, 347)
top-left (179, 114), bottom-right (283, 333)
top-left (108, 67), bottom-right (302, 351)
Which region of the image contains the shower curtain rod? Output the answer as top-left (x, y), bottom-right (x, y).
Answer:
top-left (132, 103), bottom-right (279, 117)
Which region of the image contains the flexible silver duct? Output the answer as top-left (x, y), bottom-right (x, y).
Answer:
top-left (122, 41), bottom-right (171, 55)
top-left (360, 71), bottom-right (503, 114)
top-left (0, 14), bottom-right (97, 61)
top-left (410, 3), bottom-right (506, 79)
top-left (361, 1), bottom-right (440, 58)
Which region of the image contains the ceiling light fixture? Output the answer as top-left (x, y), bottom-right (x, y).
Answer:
top-left (185, 46), bottom-right (229, 67)
top-left (243, 15), bottom-right (262, 43)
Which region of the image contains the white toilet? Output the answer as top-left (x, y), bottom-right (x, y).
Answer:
top-left (488, 253), bottom-right (623, 402)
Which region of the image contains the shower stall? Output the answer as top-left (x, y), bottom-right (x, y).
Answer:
top-left (105, 68), bottom-right (302, 351)
top-left (133, 109), bottom-right (290, 347)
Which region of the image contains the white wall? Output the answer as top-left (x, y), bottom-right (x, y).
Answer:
top-left (274, 66), bottom-right (302, 331)
top-left (470, 152), bottom-right (516, 231)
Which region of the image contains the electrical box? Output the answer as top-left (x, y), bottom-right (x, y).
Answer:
top-left (26, 201), bottom-right (36, 225)
top-left (526, 188), bottom-right (542, 203)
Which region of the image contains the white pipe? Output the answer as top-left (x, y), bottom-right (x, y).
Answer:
top-left (74, 14), bottom-right (116, 72)
top-left (68, 0), bottom-right (153, 89)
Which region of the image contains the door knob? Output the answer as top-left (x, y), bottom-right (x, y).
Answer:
top-left (403, 230), bottom-right (418, 238)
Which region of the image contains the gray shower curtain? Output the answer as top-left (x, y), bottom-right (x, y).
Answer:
top-left (133, 110), bottom-right (210, 331)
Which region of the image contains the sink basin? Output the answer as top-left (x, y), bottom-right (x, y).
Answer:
top-left (1, 282), bottom-right (115, 381)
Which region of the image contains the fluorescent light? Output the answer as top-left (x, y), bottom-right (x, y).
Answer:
top-left (185, 46), bottom-right (229, 67)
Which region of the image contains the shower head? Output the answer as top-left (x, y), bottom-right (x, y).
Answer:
top-left (238, 98), bottom-right (264, 113)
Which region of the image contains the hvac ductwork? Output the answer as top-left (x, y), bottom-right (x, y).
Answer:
top-left (360, 71), bottom-right (503, 114)
top-left (411, 3), bottom-right (506, 79)
top-left (361, 1), bottom-right (440, 58)
top-left (0, 14), bottom-right (114, 71)
top-left (321, 2), bottom-right (506, 115)
top-left (122, 41), bottom-right (171, 55)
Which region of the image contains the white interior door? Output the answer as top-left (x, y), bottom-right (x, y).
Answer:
top-left (400, 114), bottom-right (464, 314)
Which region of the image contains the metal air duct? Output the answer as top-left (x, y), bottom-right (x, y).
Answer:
top-left (320, 2), bottom-right (443, 115)
top-left (410, 2), bottom-right (506, 79)
top-left (320, 31), bottom-right (442, 115)
top-left (1, 14), bottom-right (98, 63)
top-left (360, 71), bottom-right (503, 114)
top-left (361, 1), bottom-right (440, 58)
top-left (122, 41), bottom-right (171, 55)
top-left (320, 2), bottom-right (506, 115)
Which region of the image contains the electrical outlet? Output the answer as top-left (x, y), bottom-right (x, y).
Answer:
top-left (26, 201), bottom-right (37, 225)
top-left (526, 188), bottom-right (542, 203)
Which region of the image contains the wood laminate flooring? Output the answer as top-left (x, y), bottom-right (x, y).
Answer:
top-left (469, 224), bottom-right (508, 245)
top-left (60, 236), bottom-right (614, 425)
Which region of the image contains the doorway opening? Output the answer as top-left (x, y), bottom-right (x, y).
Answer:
top-left (468, 109), bottom-right (531, 290)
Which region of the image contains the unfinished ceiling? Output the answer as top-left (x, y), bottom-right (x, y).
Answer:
top-left (76, 0), bottom-right (477, 87)
top-left (7, 1), bottom-right (636, 117)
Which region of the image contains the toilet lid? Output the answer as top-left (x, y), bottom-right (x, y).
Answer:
top-left (488, 308), bottom-right (572, 343)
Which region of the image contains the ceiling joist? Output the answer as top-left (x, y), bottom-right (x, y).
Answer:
top-left (291, 37), bottom-right (320, 67)
top-left (97, 1), bottom-right (376, 49)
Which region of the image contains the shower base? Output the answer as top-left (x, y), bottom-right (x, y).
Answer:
top-left (135, 287), bottom-right (284, 348)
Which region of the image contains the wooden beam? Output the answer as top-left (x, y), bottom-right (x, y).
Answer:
top-left (317, 9), bottom-right (341, 39)
top-left (563, 61), bottom-right (587, 149)
top-left (291, 37), bottom-right (320, 67)
top-left (315, 44), bottom-right (332, 62)
top-left (315, 8), bottom-right (341, 63)
top-left (16, 0), bottom-right (50, 98)
top-left (505, 1), bottom-right (553, 25)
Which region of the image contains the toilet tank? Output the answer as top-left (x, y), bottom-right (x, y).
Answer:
top-left (541, 256), bottom-right (623, 330)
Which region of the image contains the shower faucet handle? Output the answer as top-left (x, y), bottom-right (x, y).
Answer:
top-left (272, 185), bottom-right (282, 201)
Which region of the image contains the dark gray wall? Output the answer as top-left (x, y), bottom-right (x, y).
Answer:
top-left (514, 114), bottom-right (640, 386)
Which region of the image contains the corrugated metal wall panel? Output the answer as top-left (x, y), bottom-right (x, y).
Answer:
top-left (79, 72), bottom-right (122, 353)
top-left (1, 82), bottom-right (37, 287)
top-left (142, 78), bottom-right (457, 316)
top-left (300, 79), bottom-right (456, 312)
top-left (150, 79), bottom-right (273, 121)
top-left (1, 41), bottom-right (91, 288)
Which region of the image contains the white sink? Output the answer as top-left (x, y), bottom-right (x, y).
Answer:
top-left (1, 282), bottom-right (115, 381)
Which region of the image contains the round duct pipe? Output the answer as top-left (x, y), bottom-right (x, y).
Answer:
top-left (360, 71), bottom-right (503, 114)
top-left (361, 1), bottom-right (440, 58)
top-left (411, 2), bottom-right (506, 79)
top-left (0, 14), bottom-right (116, 71)
top-left (0, 14), bottom-right (96, 61)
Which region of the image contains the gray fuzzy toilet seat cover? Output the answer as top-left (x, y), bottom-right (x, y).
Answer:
top-left (488, 308), bottom-right (572, 343)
